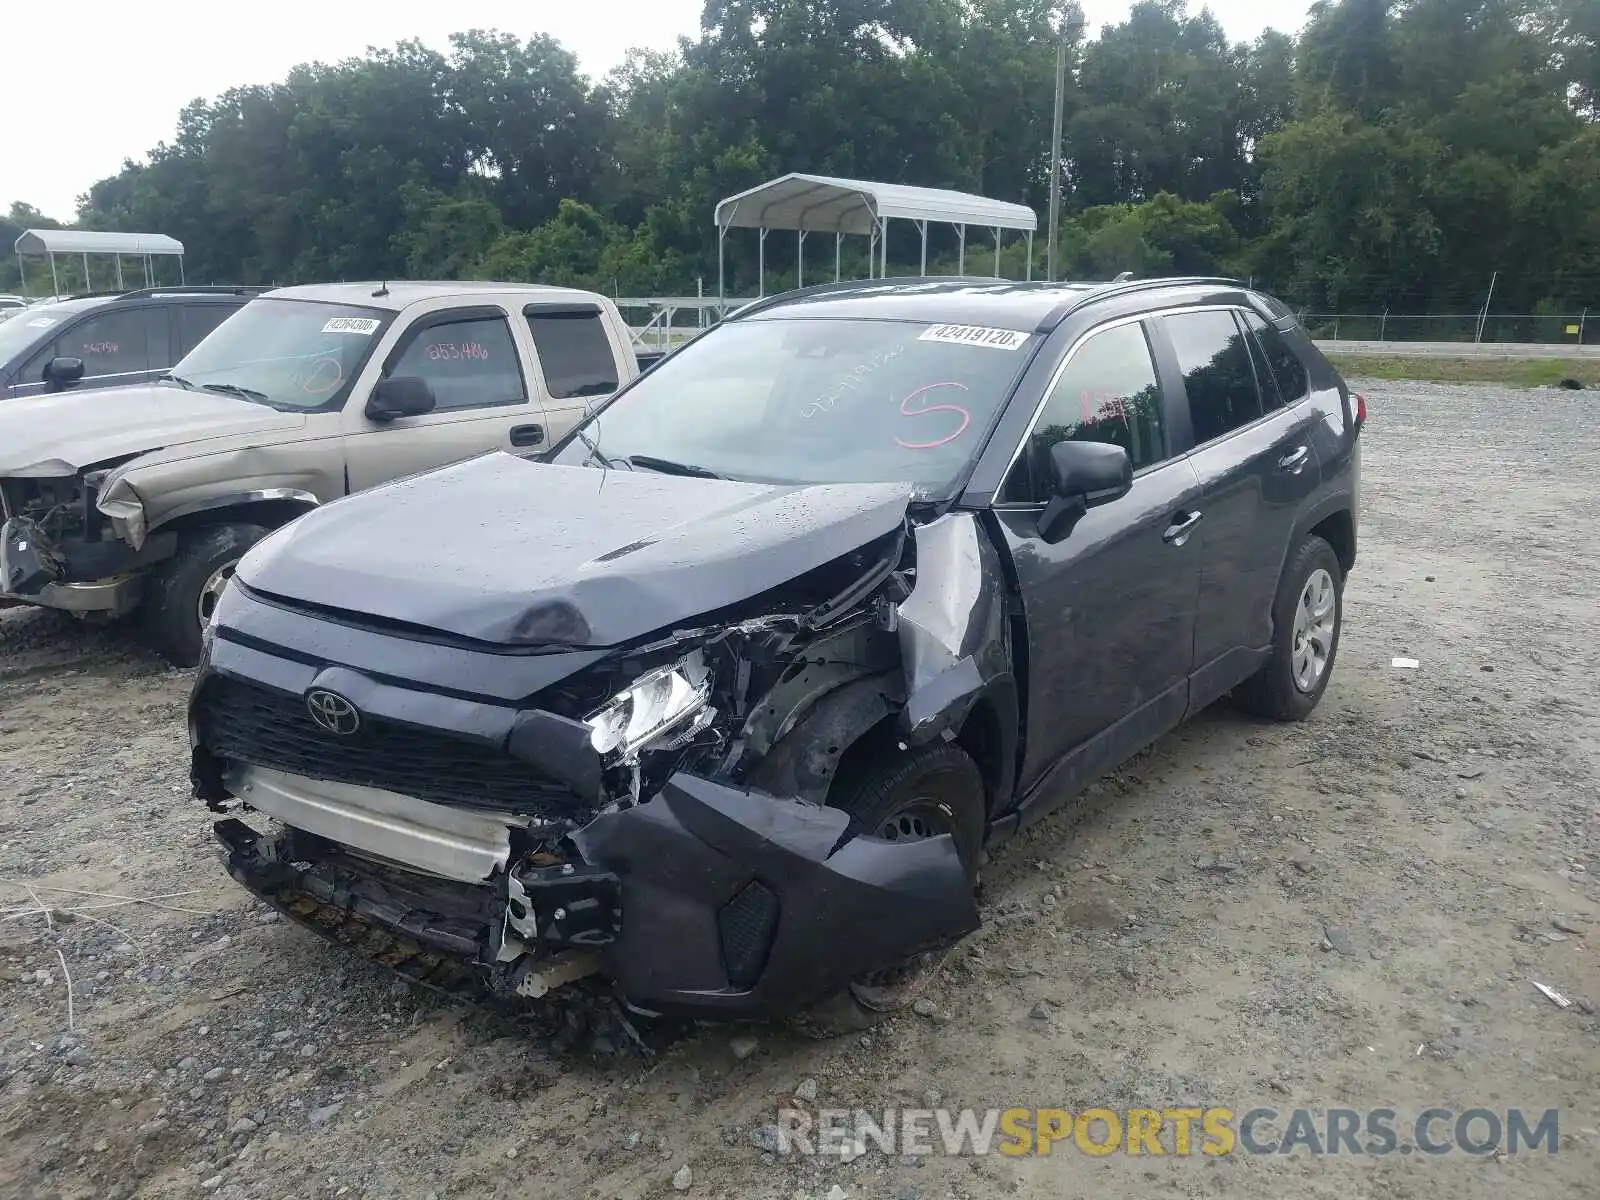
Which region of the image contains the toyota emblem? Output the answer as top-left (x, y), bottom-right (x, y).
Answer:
top-left (305, 689), bottom-right (361, 736)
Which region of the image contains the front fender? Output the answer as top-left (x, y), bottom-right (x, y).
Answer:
top-left (148, 487), bottom-right (321, 532)
top-left (895, 511), bottom-right (1013, 741)
top-left (99, 447), bottom-right (343, 548)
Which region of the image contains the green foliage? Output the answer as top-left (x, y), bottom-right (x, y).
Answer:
top-left (2, 0), bottom-right (1595, 311)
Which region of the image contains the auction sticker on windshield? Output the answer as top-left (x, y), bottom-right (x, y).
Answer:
top-left (918, 324), bottom-right (1030, 351)
top-left (321, 317), bottom-right (382, 335)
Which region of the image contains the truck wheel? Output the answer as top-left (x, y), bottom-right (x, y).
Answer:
top-left (1233, 534), bottom-right (1344, 721)
top-left (790, 742), bottom-right (985, 1038)
top-left (142, 522), bottom-right (268, 667)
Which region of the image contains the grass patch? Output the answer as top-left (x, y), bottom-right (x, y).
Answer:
top-left (1326, 354), bottom-right (1599, 388)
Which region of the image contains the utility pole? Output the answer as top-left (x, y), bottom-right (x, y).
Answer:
top-left (1475, 270), bottom-right (1499, 344)
top-left (1047, 37), bottom-right (1067, 283)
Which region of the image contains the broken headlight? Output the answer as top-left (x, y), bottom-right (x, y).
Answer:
top-left (585, 651), bottom-right (712, 760)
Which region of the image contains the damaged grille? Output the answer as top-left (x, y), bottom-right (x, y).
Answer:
top-left (195, 676), bottom-right (580, 815)
top-left (0, 476), bottom-right (89, 538)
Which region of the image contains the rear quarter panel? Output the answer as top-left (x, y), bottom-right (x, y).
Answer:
top-left (1283, 326), bottom-right (1360, 567)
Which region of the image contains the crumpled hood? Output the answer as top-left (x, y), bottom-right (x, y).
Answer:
top-left (0, 385), bottom-right (304, 476)
top-left (239, 454), bottom-right (913, 648)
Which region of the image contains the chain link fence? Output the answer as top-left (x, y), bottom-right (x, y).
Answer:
top-left (1300, 311), bottom-right (1595, 345)
top-left (619, 298), bottom-right (1598, 349)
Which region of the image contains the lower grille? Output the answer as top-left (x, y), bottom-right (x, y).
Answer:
top-left (196, 675), bottom-right (580, 815)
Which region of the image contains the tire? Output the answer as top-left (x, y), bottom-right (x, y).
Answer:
top-left (790, 742), bottom-right (986, 1038)
top-left (1233, 534), bottom-right (1343, 721)
top-left (830, 742), bottom-right (986, 883)
top-left (141, 522), bottom-right (269, 667)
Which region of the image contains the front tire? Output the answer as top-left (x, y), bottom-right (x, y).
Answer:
top-left (790, 742), bottom-right (985, 1037)
top-left (142, 522), bottom-right (268, 667)
top-left (1234, 534), bottom-right (1343, 721)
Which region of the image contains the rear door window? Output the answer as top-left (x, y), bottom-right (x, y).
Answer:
top-left (1161, 309), bottom-right (1263, 445)
top-left (177, 303), bottom-right (237, 359)
top-left (1240, 310), bottom-right (1309, 406)
top-left (999, 322), bottom-right (1167, 503)
top-left (525, 309), bottom-right (620, 400)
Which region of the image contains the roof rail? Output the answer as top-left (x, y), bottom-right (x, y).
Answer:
top-left (1094, 274), bottom-right (1246, 298)
top-left (723, 274), bottom-right (1061, 323)
top-left (1039, 274), bottom-right (1250, 329)
top-left (112, 285), bottom-right (267, 302)
top-left (724, 273), bottom-right (1250, 330)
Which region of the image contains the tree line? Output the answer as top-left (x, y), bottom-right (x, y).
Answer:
top-left (3, 0), bottom-right (1596, 315)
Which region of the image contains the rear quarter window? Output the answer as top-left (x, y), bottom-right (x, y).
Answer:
top-left (1241, 311), bottom-right (1310, 405)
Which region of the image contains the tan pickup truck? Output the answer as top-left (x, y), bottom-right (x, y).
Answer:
top-left (0, 281), bottom-right (647, 664)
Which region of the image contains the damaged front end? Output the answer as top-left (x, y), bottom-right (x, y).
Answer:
top-left (0, 468), bottom-right (173, 615)
top-left (193, 510), bottom-right (1013, 1021)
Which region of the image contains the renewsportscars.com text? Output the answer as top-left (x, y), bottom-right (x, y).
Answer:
top-left (772, 1106), bottom-right (1560, 1158)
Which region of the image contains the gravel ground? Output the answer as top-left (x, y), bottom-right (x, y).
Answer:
top-left (0, 379), bottom-right (1596, 1200)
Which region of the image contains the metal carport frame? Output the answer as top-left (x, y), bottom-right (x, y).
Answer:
top-left (713, 174), bottom-right (1038, 304)
top-left (14, 228), bottom-right (185, 297)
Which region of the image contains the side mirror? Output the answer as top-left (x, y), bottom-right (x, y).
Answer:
top-left (43, 357), bottom-right (85, 391)
top-left (1037, 440), bottom-right (1132, 544)
top-left (365, 375), bottom-right (435, 421)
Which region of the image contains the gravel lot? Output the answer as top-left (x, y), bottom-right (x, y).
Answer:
top-left (1, 380), bottom-right (1596, 1200)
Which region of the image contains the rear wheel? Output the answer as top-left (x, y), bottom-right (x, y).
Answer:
top-left (790, 742), bottom-right (985, 1038)
top-left (142, 522), bottom-right (269, 667)
top-left (1233, 534), bottom-right (1343, 721)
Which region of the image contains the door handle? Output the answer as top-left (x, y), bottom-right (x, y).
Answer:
top-left (509, 423), bottom-right (545, 448)
top-left (1162, 510), bottom-right (1203, 546)
top-left (1278, 445), bottom-right (1310, 473)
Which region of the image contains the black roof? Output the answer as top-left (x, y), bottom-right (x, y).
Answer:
top-left (736, 275), bottom-right (1248, 332)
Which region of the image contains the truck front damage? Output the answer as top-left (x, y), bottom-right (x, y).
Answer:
top-left (1, 468), bottom-right (176, 616)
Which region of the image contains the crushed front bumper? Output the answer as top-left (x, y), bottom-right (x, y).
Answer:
top-left (0, 516), bottom-right (172, 615)
top-left (212, 770), bottom-right (979, 1020)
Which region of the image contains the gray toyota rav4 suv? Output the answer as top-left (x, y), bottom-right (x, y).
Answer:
top-left (189, 276), bottom-right (1363, 1031)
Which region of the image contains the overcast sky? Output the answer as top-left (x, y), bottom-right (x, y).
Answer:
top-left (2, 0), bottom-right (1308, 221)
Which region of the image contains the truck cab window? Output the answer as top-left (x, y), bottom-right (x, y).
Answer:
top-left (389, 316), bottom-right (525, 412)
top-left (526, 310), bottom-right (620, 400)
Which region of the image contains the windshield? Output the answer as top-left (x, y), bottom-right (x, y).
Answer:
top-left (551, 316), bottom-right (1038, 495)
top-left (168, 298), bottom-right (393, 410)
top-left (0, 304), bottom-right (71, 362)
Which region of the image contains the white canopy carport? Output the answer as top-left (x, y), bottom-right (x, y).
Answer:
top-left (713, 173), bottom-right (1038, 300)
top-left (14, 228), bottom-right (185, 295)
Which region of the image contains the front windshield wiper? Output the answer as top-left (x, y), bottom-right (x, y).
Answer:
top-left (199, 382), bottom-right (271, 404)
top-left (162, 373), bottom-right (197, 390)
top-left (573, 426), bottom-right (632, 471)
top-left (624, 455), bottom-right (725, 480)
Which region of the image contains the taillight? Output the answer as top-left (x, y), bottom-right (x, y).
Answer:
top-left (1353, 392), bottom-right (1367, 430)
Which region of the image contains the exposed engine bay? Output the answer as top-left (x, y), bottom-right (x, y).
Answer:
top-left (192, 507), bottom-right (1015, 1022)
top-left (0, 467), bottom-right (175, 607)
